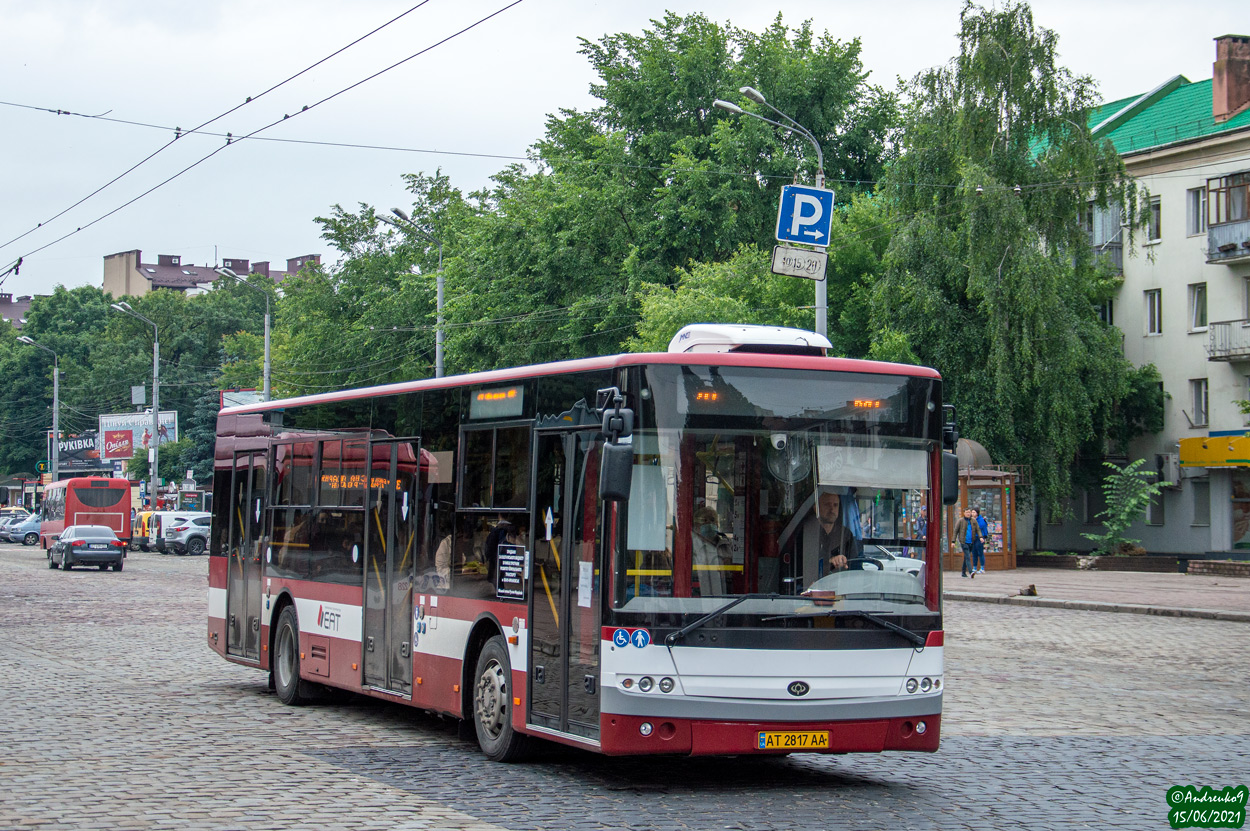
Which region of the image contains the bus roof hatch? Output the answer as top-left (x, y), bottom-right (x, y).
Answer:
top-left (666, 323), bottom-right (831, 356)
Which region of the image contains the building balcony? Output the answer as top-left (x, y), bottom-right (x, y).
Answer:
top-left (1207, 219), bottom-right (1250, 265)
top-left (1207, 319), bottom-right (1250, 361)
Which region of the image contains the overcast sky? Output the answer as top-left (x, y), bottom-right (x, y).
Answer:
top-left (1, 0), bottom-right (1244, 300)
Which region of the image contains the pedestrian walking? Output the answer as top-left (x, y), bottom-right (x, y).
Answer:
top-left (951, 508), bottom-right (981, 578)
top-left (972, 508), bottom-right (989, 574)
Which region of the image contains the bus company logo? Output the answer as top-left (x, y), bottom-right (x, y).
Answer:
top-left (316, 605), bottom-right (342, 632)
top-left (787, 681), bottom-right (810, 697)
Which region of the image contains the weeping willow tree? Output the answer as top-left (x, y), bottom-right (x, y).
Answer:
top-left (872, 1), bottom-right (1148, 509)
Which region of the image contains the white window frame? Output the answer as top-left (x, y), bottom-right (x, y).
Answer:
top-left (1147, 196), bottom-right (1162, 242)
top-left (1189, 283), bottom-right (1208, 332)
top-left (1187, 187), bottom-right (1208, 236)
top-left (1145, 289), bottom-right (1163, 335)
top-left (1190, 378), bottom-right (1209, 427)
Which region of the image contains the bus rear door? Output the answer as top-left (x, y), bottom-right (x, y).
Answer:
top-left (529, 428), bottom-right (603, 743)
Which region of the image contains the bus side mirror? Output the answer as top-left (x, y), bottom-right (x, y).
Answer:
top-left (599, 442), bottom-right (633, 502)
top-left (942, 452), bottom-right (959, 506)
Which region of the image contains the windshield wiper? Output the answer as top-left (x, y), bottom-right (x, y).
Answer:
top-left (761, 609), bottom-right (927, 648)
top-left (664, 593), bottom-right (781, 647)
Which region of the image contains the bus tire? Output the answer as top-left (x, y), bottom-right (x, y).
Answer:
top-left (273, 605), bottom-right (311, 706)
top-left (472, 635), bottom-right (529, 762)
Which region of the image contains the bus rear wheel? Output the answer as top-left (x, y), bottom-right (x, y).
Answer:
top-left (472, 636), bottom-right (528, 762)
top-left (273, 605), bottom-right (311, 706)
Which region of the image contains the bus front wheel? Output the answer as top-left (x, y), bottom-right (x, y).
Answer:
top-left (472, 635), bottom-right (529, 762)
top-left (273, 606), bottom-right (311, 706)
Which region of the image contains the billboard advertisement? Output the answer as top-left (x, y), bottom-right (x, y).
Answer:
top-left (98, 411), bottom-right (179, 461)
top-left (52, 432), bottom-right (106, 471)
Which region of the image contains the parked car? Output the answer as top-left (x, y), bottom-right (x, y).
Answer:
top-left (861, 544), bottom-right (926, 576)
top-left (150, 511), bottom-right (209, 553)
top-left (7, 514), bottom-right (42, 546)
top-left (1, 507), bottom-right (30, 523)
top-left (166, 514), bottom-right (212, 555)
top-left (48, 525), bottom-right (126, 571)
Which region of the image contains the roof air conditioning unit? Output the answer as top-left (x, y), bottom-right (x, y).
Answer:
top-left (667, 323), bottom-right (831, 356)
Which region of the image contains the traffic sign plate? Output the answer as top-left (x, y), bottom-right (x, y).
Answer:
top-left (775, 184), bottom-right (835, 245)
top-left (771, 245), bottom-right (827, 281)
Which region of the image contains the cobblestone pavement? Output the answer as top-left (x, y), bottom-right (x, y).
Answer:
top-left (1, 541), bottom-right (1246, 830)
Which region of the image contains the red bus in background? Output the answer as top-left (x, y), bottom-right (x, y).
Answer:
top-left (40, 477), bottom-right (133, 549)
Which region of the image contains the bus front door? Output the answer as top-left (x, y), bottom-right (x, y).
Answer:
top-left (529, 429), bottom-right (602, 742)
top-left (363, 438), bottom-right (421, 697)
top-left (226, 450), bottom-right (266, 661)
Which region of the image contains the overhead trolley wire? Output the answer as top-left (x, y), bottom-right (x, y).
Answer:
top-left (0, 0), bottom-right (526, 284)
top-left (0, 1), bottom-right (434, 256)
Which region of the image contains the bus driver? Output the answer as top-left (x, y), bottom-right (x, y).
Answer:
top-left (811, 488), bottom-right (858, 575)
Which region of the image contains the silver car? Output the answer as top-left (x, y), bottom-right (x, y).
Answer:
top-left (165, 514), bottom-right (212, 555)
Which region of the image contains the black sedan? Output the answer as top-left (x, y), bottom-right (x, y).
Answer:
top-left (49, 525), bottom-right (126, 572)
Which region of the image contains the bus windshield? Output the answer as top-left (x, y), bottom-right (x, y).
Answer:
top-left (612, 364), bottom-right (938, 617)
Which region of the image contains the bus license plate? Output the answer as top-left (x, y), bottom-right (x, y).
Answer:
top-left (757, 731), bottom-right (830, 750)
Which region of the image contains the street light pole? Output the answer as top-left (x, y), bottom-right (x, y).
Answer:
top-left (215, 267), bottom-right (271, 401)
top-left (714, 87), bottom-right (829, 338)
top-left (110, 302), bottom-right (160, 509)
top-left (379, 209), bottom-right (444, 378)
top-left (17, 336), bottom-right (58, 483)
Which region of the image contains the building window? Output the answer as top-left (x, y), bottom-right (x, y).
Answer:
top-left (1189, 283), bottom-right (1208, 331)
top-left (1081, 488), bottom-right (1106, 525)
top-left (1146, 289), bottom-right (1163, 335)
top-left (1146, 490), bottom-right (1165, 526)
top-left (1192, 479), bottom-right (1210, 527)
top-left (1208, 172), bottom-right (1250, 225)
top-left (1187, 187), bottom-right (1208, 235)
top-left (1147, 196), bottom-right (1162, 242)
top-left (1190, 378), bottom-right (1209, 427)
top-left (1098, 299), bottom-right (1114, 325)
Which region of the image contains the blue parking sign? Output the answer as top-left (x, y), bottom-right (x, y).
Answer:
top-left (775, 184), bottom-right (835, 245)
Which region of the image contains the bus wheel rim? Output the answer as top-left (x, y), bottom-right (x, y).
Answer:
top-left (277, 624), bottom-right (295, 688)
top-left (475, 659), bottom-right (507, 740)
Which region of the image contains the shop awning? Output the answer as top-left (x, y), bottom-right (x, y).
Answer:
top-left (1179, 436), bottom-right (1250, 467)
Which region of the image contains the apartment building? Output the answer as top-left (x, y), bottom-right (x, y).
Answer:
top-left (1042, 35), bottom-right (1250, 555)
top-left (102, 251), bottom-right (320, 298)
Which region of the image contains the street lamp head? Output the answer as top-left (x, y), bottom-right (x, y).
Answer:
top-left (391, 207), bottom-right (412, 223)
top-left (17, 336), bottom-right (33, 344)
top-left (739, 86), bottom-right (767, 105)
top-left (109, 303), bottom-right (128, 312)
top-left (713, 99), bottom-right (744, 115)
top-left (215, 266), bottom-right (239, 279)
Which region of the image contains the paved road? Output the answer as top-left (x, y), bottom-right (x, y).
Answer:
top-left (1, 541), bottom-right (1246, 830)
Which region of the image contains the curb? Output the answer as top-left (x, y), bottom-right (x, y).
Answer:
top-left (942, 591), bottom-right (1250, 623)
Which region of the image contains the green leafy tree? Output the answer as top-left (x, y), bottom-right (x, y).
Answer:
top-left (871, 1), bottom-right (1147, 509)
top-left (1081, 459), bottom-right (1169, 555)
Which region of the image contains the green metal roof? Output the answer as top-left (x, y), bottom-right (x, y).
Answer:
top-left (1091, 76), bottom-right (1250, 155)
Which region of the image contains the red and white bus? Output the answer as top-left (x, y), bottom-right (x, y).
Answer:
top-left (40, 476), bottom-right (133, 549)
top-left (208, 324), bottom-right (958, 760)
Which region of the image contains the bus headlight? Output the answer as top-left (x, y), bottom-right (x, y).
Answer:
top-left (659, 677), bottom-right (674, 693)
top-left (905, 678), bottom-right (918, 694)
top-left (638, 676), bottom-right (654, 692)
top-left (920, 677), bottom-right (933, 693)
